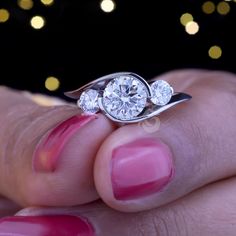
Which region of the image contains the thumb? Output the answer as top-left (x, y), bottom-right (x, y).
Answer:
top-left (93, 70), bottom-right (236, 212)
top-left (0, 87), bottom-right (114, 207)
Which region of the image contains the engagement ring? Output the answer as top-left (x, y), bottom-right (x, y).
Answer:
top-left (64, 72), bottom-right (191, 123)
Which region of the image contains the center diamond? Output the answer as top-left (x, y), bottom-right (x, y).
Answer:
top-left (102, 75), bottom-right (148, 120)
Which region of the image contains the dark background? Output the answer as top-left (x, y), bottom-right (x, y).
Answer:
top-left (0, 0), bottom-right (236, 99)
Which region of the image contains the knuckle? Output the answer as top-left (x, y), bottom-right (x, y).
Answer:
top-left (132, 205), bottom-right (192, 236)
top-left (149, 206), bottom-right (191, 236)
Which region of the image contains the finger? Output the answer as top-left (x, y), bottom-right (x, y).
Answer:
top-left (93, 70), bottom-right (236, 212)
top-left (0, 196), bottom-right (20, 218)
top-left (12, 177), bottom-right (236, 236)
top-left (0, 87), bottom-right (115, 207)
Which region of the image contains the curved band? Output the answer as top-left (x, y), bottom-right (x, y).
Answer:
top-left (64, 72), bottom-right (192, 123)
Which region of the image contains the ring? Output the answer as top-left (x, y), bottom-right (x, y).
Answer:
top-left (64, 72), bottom-right (192, 123)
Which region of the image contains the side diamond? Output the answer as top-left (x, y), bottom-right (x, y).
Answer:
top-left (150, 80), bottom-right (173, 106)
top-left (78, 89), bottom-right (100, 114)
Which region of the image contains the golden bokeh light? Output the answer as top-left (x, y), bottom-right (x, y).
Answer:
top-left (100, 0), bottom-right (116, 13)
top-left (202, 1), bottom-right (215, 14)
top-left (45, 76), bottom-right (60, 91)
top-left (180, 13), bottom-right (193, 26)
top-left (30, 16), bottom-right (45, 29)
top-left (18, 0), bottom-right (34, 10)
top-left (208, 45), bottom-right (222, 59)
top-left (0, 9), bottom-right (10, 23)
top-left (217, 1), bottom-right (230, 15)
top-left (185, 21), bottom-right (199, 35)
top-left (40, 0), bottom-right (54, 6)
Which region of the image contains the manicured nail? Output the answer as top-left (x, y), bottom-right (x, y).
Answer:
top-left (33, 114), bottom-right (96, 172)
top-left (111, 138), bottom-right (173, 200)
top-left (0, 215), bottom-right (94, 236)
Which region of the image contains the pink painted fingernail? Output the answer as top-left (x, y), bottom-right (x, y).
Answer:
top-left (111, 138), bottom-right (173, 200)
top-left (33, 114), bottom-right (96, 172)
top-left (0, 215), bottom-right (94, 236)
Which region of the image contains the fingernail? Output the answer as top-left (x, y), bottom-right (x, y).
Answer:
top-left (33, 114), bottom-right (96, 172)
top-left (0, 215), bottom-right (94, 236)
top-left (111, 138), bottom-right (173, 200)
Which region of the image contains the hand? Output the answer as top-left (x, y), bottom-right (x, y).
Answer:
top-left (0, 70), bottom-right (235, 235)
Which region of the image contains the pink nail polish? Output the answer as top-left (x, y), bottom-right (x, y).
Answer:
top-left (33, 114), bottom-right (96, 172)
top-left (0, 215), bottom-right (94, 236)
top-left (111, 138), bottom-right (173, 200)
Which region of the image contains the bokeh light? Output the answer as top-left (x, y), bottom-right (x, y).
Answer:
top-left (0, 9), bottom-right (10, 23)
top-left (202, 1), bottom-right (215, 14)
top-left (185, 21), bottom-right (199, 35)
top-left (100, 0), bottom-right (116, 13)
top-left (40, 0), bottom-right (54, 6)
top-left (217, 1), bottom-right (230, 15)
top-left (18, 0), bottom-right (34, 10)
top-left (30, 16), bottom-right (45, 29)
top-left (45, 76), bottom-right (60, 91)
top-left (208, 45), bottom-right (222, 59)
top-left (180, 13), bottom-right (193, 26)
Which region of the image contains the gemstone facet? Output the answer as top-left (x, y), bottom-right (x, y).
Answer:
top-left (78, 89), bottom-right (99, 114)
top-left (150, 80), bottom-right (173, 106)
top-left (102, 75), bottom-right (148, 120)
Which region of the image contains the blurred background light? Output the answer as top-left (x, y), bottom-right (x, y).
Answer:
top-left (217, 1), bottom-right (230, 15)
top-left (0, 0), bottom-right (235, 95)
top-left (100, 0), bottom-right (116, 13)
top-left (45, 76), bottom-right (60, 91)
top-left (180, 13), bottom-right (193, 26)
top-left (40, 0), bottom-right (54, 6)
top-left (202, 1), bottom-right (215, 14)
top-left (30, 16), bottom-right (45, 29)
top-left (185, 21), bottom-right (199, 35)
top-left (0, 9), bottom-right (10, 23)
top-left (208, 45), bottom-right (222, 59)
top-left (17, 0), bottom-right (34, 10)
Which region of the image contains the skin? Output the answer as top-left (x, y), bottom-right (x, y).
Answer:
top-left (0, 70), bottom-right (236, 235)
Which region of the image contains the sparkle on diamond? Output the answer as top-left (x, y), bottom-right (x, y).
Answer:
top-left (150, 80), bottom-right (173, 106)
top-left (78, 89), bottom-right (100, 113)
top-left (102, 76), bottom-right (148, 120)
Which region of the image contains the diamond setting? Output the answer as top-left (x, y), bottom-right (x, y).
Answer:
top-left (102, 75), bottom-right (148, 120)
top-left (78, 89), bottom-right (99, 114)
top-left (150, 80), bottom-right (173, 106)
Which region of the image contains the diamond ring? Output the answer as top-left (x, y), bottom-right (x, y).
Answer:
top-left (64, 72), bottom-right (192, 123)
